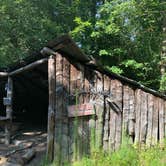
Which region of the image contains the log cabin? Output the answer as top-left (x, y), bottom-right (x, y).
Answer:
top-left (0, 35), bottom-right (165, 163)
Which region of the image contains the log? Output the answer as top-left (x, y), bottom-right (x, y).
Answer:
top-left (22, 149), bottom-right (36, 164)
top-left (9, 58), bottom-right (48, 76)
top-left (0, 72), bottom-right (8, 77)
top-left (5, 77), bottom-right (13, 145)
top-left (47, 55), bottom-right (56, 162)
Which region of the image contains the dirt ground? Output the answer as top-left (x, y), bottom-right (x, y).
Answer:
top-left (0, 124), bottom-right (47, 166)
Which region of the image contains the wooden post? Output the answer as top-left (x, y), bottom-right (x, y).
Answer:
top-left (5, 77), bottom-right (13, 145)
top-left (47, 55), bottom-right (56, 162)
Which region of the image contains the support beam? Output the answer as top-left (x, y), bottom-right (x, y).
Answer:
top-left (9, 58), bottom-right (48, 76)
top-left (5, 77), bottom-right (13, 145)
top-left (47, 55), bottom-right (56, 162)
top-left (0, 72), bottom-right (8, 77)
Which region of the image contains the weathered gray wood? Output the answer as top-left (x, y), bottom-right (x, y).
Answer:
top-left (146, 94), bottom-right (154, 146)
top-left (9, 58), bottom-right (48, 76)
top-left (109, 79), bottom-right (116, 152)
top-left (95, 72), bottom-right (104, 149)
top-left (5, 77), bottom-right (13, 145)
top-left (54, 53), bottom-right (63, 164)
top-left (159, 98), bottom-right (165, 145)
top-left (140, 91), bottom-right (148, 144)
top-left (47, 56), bottom-right (56, 162)
top-left (128, 87), bottom-right (135, 143)
top-left (103, 75), bottom-right (110, 151)
top-left (69, 64), bottom-right (81, 161)
top-left (122, 86), bottom-right (130, 136)
top-left (134, 89), bottom-right (141, 144)
top-left (152, 97), bottom-right (159, 145)
top-left (114, 80), bottom-right (123, 150)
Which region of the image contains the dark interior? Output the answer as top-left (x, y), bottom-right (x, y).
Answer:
top-left (0, 62), bottom-right (48, 129)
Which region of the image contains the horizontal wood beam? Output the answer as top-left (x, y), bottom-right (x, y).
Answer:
top-left (9, 58), bottom-right (48, 76)
top-left (0, 72), bottom-right (8, 77)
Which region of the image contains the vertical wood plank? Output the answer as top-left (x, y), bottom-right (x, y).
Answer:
top-left (114, 80), bottom-right (123, 150)
top-left (122, 86), bottom-right (130, 136)
top-left (146, 94), bottom-right (154, 146)
top-left (134, 89), bottom-right (141, 144)
top-left (128, 87), bottom-right (135, 143)
top-left (109, 79), bottom-right (116, 152)
top-left (103, 75), bottom-right (110, 151)
top-left (47, 56), bottom-right (56, 162)
top-left (95, 72), bottom-right (104, 149)
top-left (61, 57), bottom-right (70, 162)
top-left (152, 97), bottom-right (159, 145)
top-left (159, 98), bottom-right (165, 145)
top-left (140, 91), bottom-right (148, 144)
top-left (54, 53), bottom-right (63, 163)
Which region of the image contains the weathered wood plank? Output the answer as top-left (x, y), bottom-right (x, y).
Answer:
top-left (103, 75), bottom-right (110, 151)
top-left (152, 96), bottom-right (159, 145)
top-left (128, 87), bottom-right (135, 143)
top-left (134, 89), bottom-right (141, 144)
top-left (54, 53), bottom-right (63, 164)
top-left (47, 56), bottom-right (56, 162)
top-left (140, 91), bottom-right (148, 144)
top-left (95, 72), bottom-right (104, 149)
top-left (159, 98), bottom-right (165, 145)
top-left (146, 94), bottom-right (154, 146)
top-left (61, 57), bottom-right (70, 162)
top-left (122, 86), bottom-right (130, 136)
top-left (114, 80), bottom-right (123, 150)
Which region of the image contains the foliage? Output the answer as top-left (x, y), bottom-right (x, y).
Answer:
top-left (72, 144), bottom-right (166, 166)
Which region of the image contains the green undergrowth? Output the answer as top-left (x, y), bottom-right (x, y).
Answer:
top-left (72, 144), bottom-right (166, 166)
top-left (41, 139), bottom-right (166, 166)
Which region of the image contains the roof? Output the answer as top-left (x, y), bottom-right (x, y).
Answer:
top-left (0, 35), bottom-right (166, 99)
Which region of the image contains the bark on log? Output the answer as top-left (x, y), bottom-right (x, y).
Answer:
top-left (9, 58), bottom-right (48, 76)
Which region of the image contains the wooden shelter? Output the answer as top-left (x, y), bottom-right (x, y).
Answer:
top-left (0, 35), bottom-right (166, 163)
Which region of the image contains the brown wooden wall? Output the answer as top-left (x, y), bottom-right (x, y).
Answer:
top-left (48, 53), bottom-right (166, 163)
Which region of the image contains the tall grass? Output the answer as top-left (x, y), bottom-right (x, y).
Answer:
top-left (72, 141), bottom-right (166, 166)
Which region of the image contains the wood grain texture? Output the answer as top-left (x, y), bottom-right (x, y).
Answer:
top-left (134, 89), bottom-right (141, 144)
top-left (146, 94), bottom-right (154, 146)
top-left (159, 98), bottom-right (165, 144)
top-left (140, 91), bottom-right (148, 144)
top-left (103, 75), bottom-right (110, 151)
top-left (47, 56), bottom-right (56, 162)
